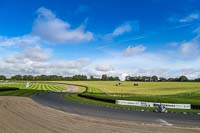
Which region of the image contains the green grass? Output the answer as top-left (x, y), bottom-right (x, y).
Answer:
top-left (78, 86), bottom-right (87, 93)
top-left (1, 81), bottom-right (200, 114)
top-left (0, 82), bottom-right (66, 96)
top-left (64, 93), bottom-right (200, 114)
top-left (63, 86), bottom-right (200, 114)
top-left (56, 81), bottom-right (200, 113)
top-left (55, 81), bottom-right (200, 105)
top-left (81, 91), bottom-right (200, 105)
top-left (57, 81), bottom-right (200, 95)
top-left (64, 93), bottom-right (154, 110)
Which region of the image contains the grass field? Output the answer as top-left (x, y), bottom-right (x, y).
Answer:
top-left (0, 82), bottom-right (65, 96)
top-left (58, 81), bottom-right (200, 95)
top-left (59, 81), bottom-right (200, 113)
top-left (57, 81), bottom-right (200, 105)
top-left (0, 81), bottom-right (200, 113)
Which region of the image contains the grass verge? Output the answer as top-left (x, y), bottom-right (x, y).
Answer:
top-left (64, 93), bottom-right (200, 114)
top-left (64, 86), bottom-right (200, 114)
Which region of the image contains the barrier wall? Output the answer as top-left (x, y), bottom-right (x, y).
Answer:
top-left (116, 100), bottom-right (191, 109)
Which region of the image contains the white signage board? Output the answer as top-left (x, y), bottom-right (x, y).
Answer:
top-left (26, 82), bottom-right (30, 89)
top-left (116, 100), bottom-right (154, 107)
top-left (116, 100), bottom-right (191, 109)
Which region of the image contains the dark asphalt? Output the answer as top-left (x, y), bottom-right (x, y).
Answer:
top-left (32, 92), bottom-right (200, 128)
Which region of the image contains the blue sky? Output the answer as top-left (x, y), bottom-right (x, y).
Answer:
top-left (0, 0), bottom-right (200, 79)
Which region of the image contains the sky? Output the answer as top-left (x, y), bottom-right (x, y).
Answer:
top-left (0, 0), bottom-right (200, 80)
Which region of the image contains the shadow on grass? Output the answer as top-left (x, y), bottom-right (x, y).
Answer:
top-left (0, 88), bottom-right (43, 97)
top-left (0, 87), bottom-right (19, 91)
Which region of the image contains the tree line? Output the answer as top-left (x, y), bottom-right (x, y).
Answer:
top-left (0, 74), bottom-right (120, 81)
top-left (125, 75), bottom-right (193, 82)
top-left (0, 74), bottom-right (200, 82)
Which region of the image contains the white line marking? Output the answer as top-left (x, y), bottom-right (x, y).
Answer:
top-left (157, 119), bottom-right (173, 126)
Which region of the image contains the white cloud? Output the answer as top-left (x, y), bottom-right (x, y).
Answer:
top-left (193, 26), bottom-right (200, 34)
top-left (119, 73), bottom-right (129, 81)
top-left (33, 7), bottom-right (94, 43)
top-left (113, 23), bottom-right (132, 36)
top-left (50, 58), bottom-right (90, 69)
top-left (4, 46), bottom-right (51, 63)
top-left (103, 21), bottom-right (139, 42)
top-left (124, 45), bottom-right (146, 57)
top-left (0, 46), bottom-right (90, 76)
top-left (0, 35), bottom-right (40, 47)
top-left (110, 21), bottom-right (139, 37)
top-left (179, 13), bottom-right (199, 23)
top-left (90, 49), bottom-right (200, 79)
top-left (193, 26), bottom-right (200, 40)
top-left (179, 41), bottom-right (199, 56)
top-left (1, 7), bottom-right (200, 79)
top-left (167, 42), bottom-right (179, 47)
top-left (23, 46), bottom-right (52, 61)
top-left (1, 41), bottom-right (200, 79)
top-left (181, 69), bottom-right (200, 79)
top-left (0, 33), bottom-right (91, 76)
top-left (95, 64), bottom-right (114, 72)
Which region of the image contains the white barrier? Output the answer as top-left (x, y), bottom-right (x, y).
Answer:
top-left (26, 82), bottom-right (30, 89)
top-left (116, 100), bottom-right (191, 109)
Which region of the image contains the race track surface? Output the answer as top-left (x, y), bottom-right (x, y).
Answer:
top-left (31, 85), bottom-right (200, 128)
top-left (1, 96), bottom-right (199, 133)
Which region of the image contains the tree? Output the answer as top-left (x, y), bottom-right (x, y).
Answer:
top-left (101, 74), bottom-right (107, 80)
top-left (23, 75), bottom-right (34, 80)
top-left (89, 76), bottom-right (101, 81)
top-left (151, 75), bottom-right (158, 82)
top-left (0, 75), bottom-right (6, 80)
top-left (11, 75), bottom-right (23, 80)
top-left (179, 75), bottom-right (188, 82)
top-left (72, 75), bottom-right (87, 80)
top-left (141, 76), bottom-right (151, 82)
top-left (90, 76), bottom-right (94, 80)
top-left (194, 78), bottom-right (200, 82)
top-left (159, 77), bottom-right (167, 82)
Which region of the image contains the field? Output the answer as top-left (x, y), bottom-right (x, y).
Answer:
top-left (0, 82), bottom-right (65, 96)
top-left (58, 81), bottom-right (200, 95)
top-left (1, 81), bottom-right (200, 112)
top-left (1, 81), bottom-right (200, 105)
top-left (58, 81), bottom-right (200, 105)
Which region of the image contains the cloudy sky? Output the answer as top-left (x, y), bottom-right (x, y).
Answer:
top-left (0, 0), bottom-right (200, 80)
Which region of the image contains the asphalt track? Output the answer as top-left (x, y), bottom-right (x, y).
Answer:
top-left (32, 87), bottom-right (200, 128)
